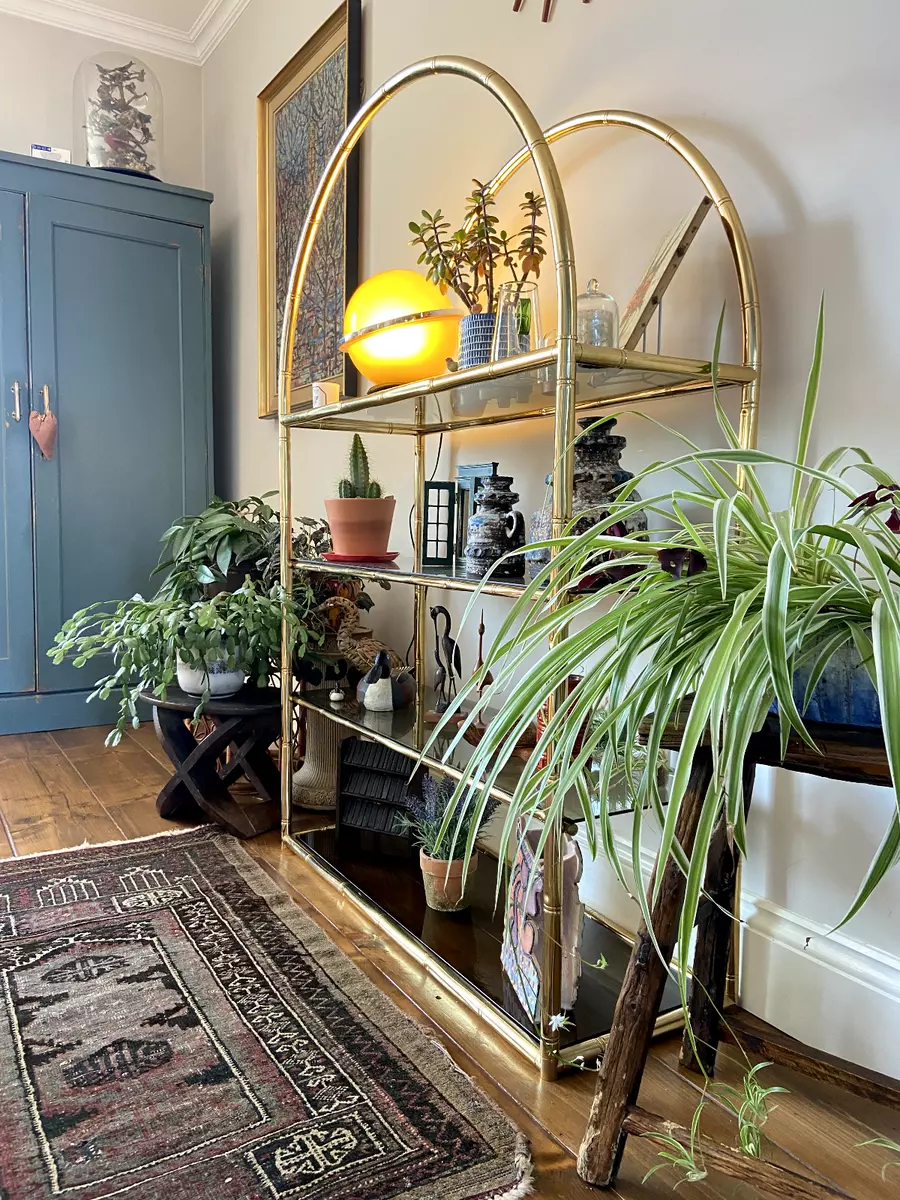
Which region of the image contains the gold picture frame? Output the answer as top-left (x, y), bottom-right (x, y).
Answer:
top-left (257, 1), bottom-right (361, 418)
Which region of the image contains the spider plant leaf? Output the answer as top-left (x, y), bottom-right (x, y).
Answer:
top-left (762, 541), bottom-right (816, 752)
top-left (836, 598), bottom-right (900, 928)
top-left (771, 508), bottom-right (799, 572)
top-left (713, 495), bottom-right (737, 599)
top-left (653, 586), bottom-right (760, 903)
top-left (790, 293), bottom-right (825, 515)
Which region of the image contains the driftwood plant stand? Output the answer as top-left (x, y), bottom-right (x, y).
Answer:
top-left (577, 713), bottom-right (900, 1194)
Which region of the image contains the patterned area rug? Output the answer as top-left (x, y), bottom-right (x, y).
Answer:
top-left (0, 828), bottom-right (531, 1199)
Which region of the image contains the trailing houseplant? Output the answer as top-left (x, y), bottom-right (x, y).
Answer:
top-left (402, 772), bottom-right (499, 912)
top-left (409, 184), bottom-right (545, 368)
top-left (324, 434), bottom-right (396, 557)
top-left (49, 579), bottom-right (312, 745)
top-left (422, 300), bottom-right (900, 1040)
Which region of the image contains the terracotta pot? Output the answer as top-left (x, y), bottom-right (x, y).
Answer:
top-left (419, 849), bottom-right (478, 912)
top-left (324, 497), bottom-right (395, 557)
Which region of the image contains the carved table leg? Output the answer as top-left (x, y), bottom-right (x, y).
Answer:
top-left (577, 749), bottom-right (714, 1188)
top-left (153, 708), bottom-right (280, 838)
top-left (681, 750), bottom-right (757, 1075)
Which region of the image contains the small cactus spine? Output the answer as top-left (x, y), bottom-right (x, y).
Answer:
top-left (336, 435), bottom-right (384, 498)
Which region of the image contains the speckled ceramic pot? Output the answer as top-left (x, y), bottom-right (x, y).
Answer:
top-left (465, 475), bottom-right (526, 578)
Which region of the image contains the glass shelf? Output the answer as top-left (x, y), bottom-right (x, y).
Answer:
top-left (289, 828), bottom-right (682, 1055)
top-left (280, 345), bottom-right (755, 434)
top-left (296, 685), bottom-right (597, 820)
top-left (293, 553), bottom-right (535, 598)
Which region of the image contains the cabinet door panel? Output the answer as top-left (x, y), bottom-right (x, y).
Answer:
top-left (0, 189), bottom-right (36, 695)
top-left (28, 196), bottom-right (210, 693)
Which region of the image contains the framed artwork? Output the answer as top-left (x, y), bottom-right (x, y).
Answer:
top-left (619, 196), bottom-right (712, 351)
top-left (257, 0), bottom-right (362, 418)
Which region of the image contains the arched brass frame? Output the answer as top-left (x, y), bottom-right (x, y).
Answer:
top-left (483, 110), bottom-right (761, 452)
top-left (278, 57), bottom-right (577, 1079)
top-left (278, 67), bottom-right (762, 1081)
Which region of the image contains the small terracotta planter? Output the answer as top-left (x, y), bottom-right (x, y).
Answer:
top-left (419, 849), bottom-right (478, 912)
top-left (324, 497), bottom-right (395, 557)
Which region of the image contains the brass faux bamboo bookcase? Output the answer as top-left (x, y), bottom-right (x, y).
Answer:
top-left (276, 57), bottom-right (760, 1080)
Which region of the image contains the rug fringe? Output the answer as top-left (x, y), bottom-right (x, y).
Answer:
top-left (2, 825), bottom-right (210, 863)
top-left (498, 1135), bottom-right (535, 1200)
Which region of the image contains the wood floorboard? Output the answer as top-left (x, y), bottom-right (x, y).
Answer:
top-left (0, 726), bottom-right (896, 1198)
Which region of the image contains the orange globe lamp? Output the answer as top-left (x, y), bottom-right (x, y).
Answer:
top-left (340, 269), bottom-right (463, 388)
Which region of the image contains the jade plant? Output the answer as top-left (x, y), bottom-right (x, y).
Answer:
top-left (409, 184), bottom-right (546, 314)
top-left (337, 434), bottom-right (384, 498)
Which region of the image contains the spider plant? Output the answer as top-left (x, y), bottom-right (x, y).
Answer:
top-left (641, 1101), bottom-right (708, 1186)
top-left (859, 1136), bottom-right (900, 1180)
top-left (422, 299), bottom-right (900, 1034)
top-left (712, 1061), bottom-right (786, 1159)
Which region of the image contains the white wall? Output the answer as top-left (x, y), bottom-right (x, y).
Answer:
top-left (0, 12), bottom-right (202, 188)
top-left (202, 0), bottom-right (900, 1074)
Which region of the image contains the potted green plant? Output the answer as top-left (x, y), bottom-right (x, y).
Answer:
top-left (49, 579), bottom-right (313, 745)
top-left (409, 184), bottom-right (545, 368)
top-left (324, 434), bottom-right (396, 558)
top-left (153, 493), bottom-right (280, 598)
top-left (402, 773), bottom-right (499, 912)
top-left (424, 300), bottom-right (900, 996)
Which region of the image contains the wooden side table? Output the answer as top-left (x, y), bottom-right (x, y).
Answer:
top-left (141, 685), bottom-right (282, 839)
top-left (577, 712), bottom-right (900, 1195)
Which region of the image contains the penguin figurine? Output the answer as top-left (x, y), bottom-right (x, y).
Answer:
top-left (356, 650), bottom-right (416, 711)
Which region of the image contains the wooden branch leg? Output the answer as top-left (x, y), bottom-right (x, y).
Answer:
top-left (623, 1106), bottom-right (847, 1199)
top-left (577, 748), bottom-right (714, 1187)
top-left (681, 751), bottom-right (757, 1075)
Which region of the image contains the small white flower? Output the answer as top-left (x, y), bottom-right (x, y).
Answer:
top-left (548, 1012), bottom-right (573, 1032)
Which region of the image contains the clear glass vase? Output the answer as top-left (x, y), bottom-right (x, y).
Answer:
top-left (491, 281), bottom-right (542, 360)
top-left (74, 53), bottom-right (163, 177)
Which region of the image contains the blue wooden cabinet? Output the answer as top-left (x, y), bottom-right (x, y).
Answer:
top-left (0, 153), bottom-right (213, 733)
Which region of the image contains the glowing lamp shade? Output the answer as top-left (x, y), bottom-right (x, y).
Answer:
top-left (340, 270), bottom-right (463, 387)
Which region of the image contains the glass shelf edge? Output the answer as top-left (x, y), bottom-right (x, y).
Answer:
top-left (279, 348), bottom-right (755, 430)
top-left (291, 557), bottom-right (530, 597)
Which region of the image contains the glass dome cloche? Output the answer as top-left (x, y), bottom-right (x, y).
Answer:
top-left (74, 52), bottom-right (163, 177)
top-left (576, 278), bottom-right (619, 349)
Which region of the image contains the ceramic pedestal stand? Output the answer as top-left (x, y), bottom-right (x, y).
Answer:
top-left (292, 707), bottom-right (343, 810)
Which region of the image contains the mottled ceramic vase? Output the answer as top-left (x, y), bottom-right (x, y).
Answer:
top-left (526, 417), bottom-right (647, 577)
top-left (465, 475), bottom-right (526, 578)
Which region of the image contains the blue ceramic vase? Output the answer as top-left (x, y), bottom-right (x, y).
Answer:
top-left (458, 312), bottom-right (496, 370)
top-left (788, 642), bottom-right (881, 728)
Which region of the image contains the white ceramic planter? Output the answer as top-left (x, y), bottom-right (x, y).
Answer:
top-left (176, 654), bottom-right (245, 698)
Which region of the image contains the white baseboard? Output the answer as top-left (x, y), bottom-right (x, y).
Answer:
top-left (580, 824), bottom-right (900, 1079)
top-left (740, 892), bottom-right (900, 1080)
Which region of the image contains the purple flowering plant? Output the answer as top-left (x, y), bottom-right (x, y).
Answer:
top-left (403, 772), bottom-right (499, 860)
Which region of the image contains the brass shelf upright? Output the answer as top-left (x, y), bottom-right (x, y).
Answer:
top-left (276, 57), bottom-right (759, 1081)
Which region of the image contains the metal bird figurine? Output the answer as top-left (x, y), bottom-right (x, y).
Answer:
top-left (430, 604), bottom-right (462, 712)
top-left (475, 609), bottom-right (494, 699)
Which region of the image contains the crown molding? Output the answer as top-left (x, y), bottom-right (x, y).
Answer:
top-left (0, 0), bottom-right (253, 63)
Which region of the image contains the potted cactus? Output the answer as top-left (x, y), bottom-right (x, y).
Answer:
top-left (324, 434), bottom-right (396, 558)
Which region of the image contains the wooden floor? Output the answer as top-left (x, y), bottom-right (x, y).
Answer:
top-left (1, 725), bottom-right (898, 1199)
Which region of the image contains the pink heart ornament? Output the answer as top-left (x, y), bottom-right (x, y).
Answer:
top-left (29, 410), bottom-right (59, 460)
